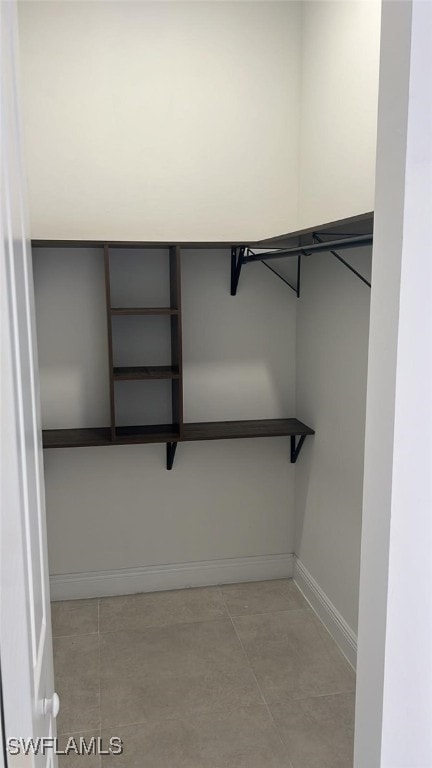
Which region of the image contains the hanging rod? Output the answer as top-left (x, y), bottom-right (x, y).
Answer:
top-left (242, 233), bottom-right (373, 264)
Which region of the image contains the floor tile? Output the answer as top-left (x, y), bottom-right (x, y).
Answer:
top-left (270, 693), bottom-right (355, 768)
top-left (52, 600), bottom-right (99, 638)
top-left (99, 587), bottom-right (227, 632)
top-left (221, 580), bottom-right (307, 617)
top-left (57, 731), bottom-right (101, 768)
top-left (54, 635), bottom-right (100, 734)
top-left (101, 704), bottom-right (292, 767)
top-left (233, 609), bottom-right (355, 703)
top-left (100, 619), bottom-right (262, 727)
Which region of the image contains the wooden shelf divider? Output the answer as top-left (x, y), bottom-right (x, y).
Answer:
top-left (113, 366), bottom-right (180, 381)
top-left (111, 307), bottom-right (178, 316)
top-left (104, 244), bottom-right (116, 441)
top-left (169, 245), bottom-right (183, 439)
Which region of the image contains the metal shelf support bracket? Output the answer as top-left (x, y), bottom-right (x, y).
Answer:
top-left (290, 435), bottom-right (307, 464)
top-left (166, 442), bottom-right (177, 470)
top-left (312, 233), bottom-right (371, 288)
top-left (231, 246), bottom-right (245, 296)
top-left (260, 252), bottom-right (302, 298)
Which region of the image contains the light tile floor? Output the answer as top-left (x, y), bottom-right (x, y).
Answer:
top-left (52, 580), bottom-right (355, 768)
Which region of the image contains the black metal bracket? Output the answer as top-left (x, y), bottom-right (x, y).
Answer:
top-left (232, 246), bottom-right (302, 298)
top-left (290, 435), bottom-right (307, 463)
top-left (232, 232), bottom-right (372, 297)
top-left (231, 246), bottom-right (245, 296)
top-left (166, 442), bottom-right (177, 470)
top-left (312, 233), bottom-right (371, 288)
top-left (259, 252), bottom-right (302, 298)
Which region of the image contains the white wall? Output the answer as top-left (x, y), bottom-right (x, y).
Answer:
top-left (17, 1), bottom-right (301, 242)
top-left (295, 247), bottom-right (372, 634)
top-left (34, 248), bottom-right (297, 575)
top-left (298, 0), bottom-right (381, 229)
top-left (17, 1), bottom-right (382, 242)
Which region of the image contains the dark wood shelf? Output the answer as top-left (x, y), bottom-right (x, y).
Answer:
top-left (43, 424), bottom-right (180, 448)
top-left (183, 419), bottom-right (315, 442)
top-left (42, 419), bottom-right (314, 449)
top-left (32, 240), bottom-right (254, 250)
top-left (256, 212), bottom-right (374, 249)
top-left (114, 424), bottom-right (180, 444)
top-left (113, 366), bottom-right (180, 381)
top-left (111, 307), bottom-right (178, 316)
top-left (31, 214), bottom-right (373, 253)
top-left (42, 428), bottom-right (112, 448)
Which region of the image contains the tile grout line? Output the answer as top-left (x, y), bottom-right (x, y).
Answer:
top-left (228, 614), bottom-right (295, 768)
top-left (228, 606), bottom-right (312, 620)
top-left (58, 610), bottom-right (308, 639)
top-left (289, 687), bottom-right (356, 701)
top-left (217, 584), bottom-right (295, 768)
top-left (98, 615), bottom-right (228, 636)
top-left (224, 592), bottom-right (355, 766)
top-left (53, 631), bottom-right (99, 640)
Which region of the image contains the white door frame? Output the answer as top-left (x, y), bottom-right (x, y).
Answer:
top-left (355, 1), bottom-right (432, 766)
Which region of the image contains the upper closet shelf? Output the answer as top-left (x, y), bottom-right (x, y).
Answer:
top-left (231, 211), bottom-right (374, 297)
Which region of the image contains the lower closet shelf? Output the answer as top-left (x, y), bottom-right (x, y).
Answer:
top-left (42, 427), bottom-right (112, 448)
top-left (42, 419), bottom-right (314, 449)
top-left (182, 419), bottom-right (314, 441)
top-left (42, 425), bottom-right (180, 448)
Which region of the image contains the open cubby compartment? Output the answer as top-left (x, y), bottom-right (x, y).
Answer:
top-left (113, 379), bottom-right (181, 442)
top-left (111, 314), bottom-right (179, 380)
top-left (108, 247), bottom-right (175, 312)
top-left (32, 244), bottom-right (112, 444)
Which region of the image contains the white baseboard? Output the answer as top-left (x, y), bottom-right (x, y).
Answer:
top-left (294, 557), bottom-right (357, 669)
top-left (50, 553), bottom-right (294, 602)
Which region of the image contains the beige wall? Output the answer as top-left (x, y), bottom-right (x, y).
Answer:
top-left (34, 248), bottom-right (297, 574)
top-left (298, 0), bottom-right (381, 229)
top-left (295, 247), bottom-right (372, 633)
top-left (23, 2), bottom-right (380, 632)
top-left (18, 1), bottom-right (301, 242)
top-left (18, 1), bottom-right (381, 242)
